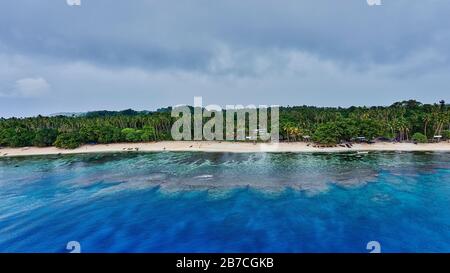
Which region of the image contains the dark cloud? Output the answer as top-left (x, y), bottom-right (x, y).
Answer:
top-left (0, 0), bottom-right (449, 117)
top-left (1, 0), bottom-right (449, 70)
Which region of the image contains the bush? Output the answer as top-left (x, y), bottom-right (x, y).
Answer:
top-left (121, 128), bottom-right (141, 142)
top-left (141, 126), bottom-right (156, 142)
top-left (0, 127), bottom-right (34, 147)
top-left (357, 119), bottom-right (381, 140)
top-left (442, 130), bottom-right (450, 140)
top-left (97, 126), bottom-right (123, 143)
top-left (33, 128), bottom-right (58, 147)
top-left (0, 128), bottom-right (14, 146)
top-left (79, 126), bottom-right (98, 143)
top-left (312, 122), bottom-right (343, 145)
top-left (54, 132), bottom-right (82, 149)
top-left (412, 132), bottom-right (428, 143)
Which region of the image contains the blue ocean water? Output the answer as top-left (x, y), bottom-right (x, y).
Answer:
top-left (0, 152), bottom-right (449, 253)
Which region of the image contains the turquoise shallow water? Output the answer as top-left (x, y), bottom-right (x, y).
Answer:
top-left (0, 152), bottom-right (449, 253)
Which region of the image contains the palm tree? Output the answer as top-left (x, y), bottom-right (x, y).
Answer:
top-left (422, 113), bottom-right (432, 138)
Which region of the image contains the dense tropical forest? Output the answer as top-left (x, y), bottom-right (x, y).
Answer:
top-left (0, 100), bottom-right (449, 149)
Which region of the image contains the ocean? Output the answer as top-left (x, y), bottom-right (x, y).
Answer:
top-left (0, 151), bottom-right (449, 253)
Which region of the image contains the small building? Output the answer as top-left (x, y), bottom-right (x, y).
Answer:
top-left (433, 135), bottom-right (442, 142)
top-left (303, 135), bottom-right (311, 142)
top-left (248, 129), bottom-right (269, 142)
top-left (353, 136), bottom-right (367, 143)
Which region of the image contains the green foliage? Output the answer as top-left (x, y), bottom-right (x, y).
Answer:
top-left (54, 132), bottom-right (82, 149)
top-left (79, 125), bottom-right (123, 144)
top-left (311, 118), bottom-right (380, 144)
top-left (335, 119), bottom-right (357, 141)
top-left (283, 122), bottom-right (303, 141)
top-left (97, 126), bottom-right (123, 144)
top-left (0, 127), bottom-right (34, 147)
top-left (140, 126), bottom-right (156, 142)
top-left (357, 119), bottom-right (381, 140)
top-left (33, 128), bottom-right (58, 147)
top-left (79, 126), bottom-right (98, 143)
top-left (0, 128), bottom-right (15, 146)
top-left (312, 122), bottom-right (343, 145)
top-left (412, 132), bottom-right (428, 143)
top-left (120, 126), bottom-right (156, 142)
top-left (0, 100), bottom-right (448, 149)
top-left (121, 128), bottom-right (141, 142)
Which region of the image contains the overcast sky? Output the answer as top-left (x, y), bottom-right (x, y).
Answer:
top-left (0, 0), bottom-right (449, 117)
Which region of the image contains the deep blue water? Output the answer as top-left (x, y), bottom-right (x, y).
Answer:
top-left (0, 152), bottom-right (449, 253)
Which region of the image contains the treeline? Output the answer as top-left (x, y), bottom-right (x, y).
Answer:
top-left (0, 112), bottom-right (172, 149)
top-left (0, 100), bottom-right (449, 149)
top-left (280, 100), bottom-right (449, 145)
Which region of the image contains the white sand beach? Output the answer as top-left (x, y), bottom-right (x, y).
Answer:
top-left (1, 141), bottom-right (450, 157)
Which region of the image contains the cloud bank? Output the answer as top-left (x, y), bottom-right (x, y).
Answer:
top-left (0, 0), bottom-right (449, 117)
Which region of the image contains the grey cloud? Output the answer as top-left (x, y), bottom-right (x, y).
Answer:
top-left (1, 0), bottom-right (450, 71)
top-left (0, 0), bottom-right (449, 117)
top-left (0, 50), bottom-right (449, 117)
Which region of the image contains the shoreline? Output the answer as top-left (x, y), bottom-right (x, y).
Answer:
top-left (1, 141), bottom-right (450, 157)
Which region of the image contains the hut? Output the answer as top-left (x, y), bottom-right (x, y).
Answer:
top-left (353, 136), bottom-right (367, 143)
top-left (433, 135), bottom-right (442, 142)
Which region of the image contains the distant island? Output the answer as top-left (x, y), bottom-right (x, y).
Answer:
top-left (1, 100), bottom-right (449, 156)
